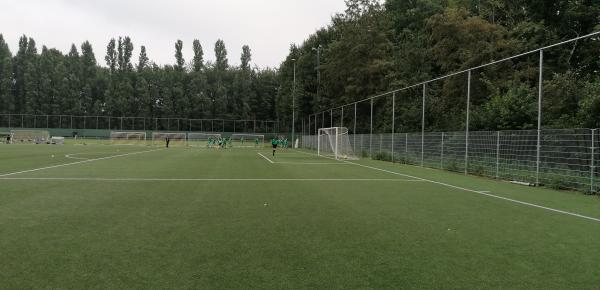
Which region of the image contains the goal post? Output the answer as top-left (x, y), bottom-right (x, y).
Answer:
top-left (187, 133), bottom-right (222, 148)
top-left (151, 132), bottom-right (187, 146)
top-left (318, 127), bottom-right (358, 160)
top-left (230, 134), bottom-right (265, 148)
top-left (110, 131), bottom-right (147, 145)
top-left (10, 130), bottom-right (50, 144)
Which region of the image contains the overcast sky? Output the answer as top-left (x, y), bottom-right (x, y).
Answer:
top-left (0, 0), bottom-right (347, 68)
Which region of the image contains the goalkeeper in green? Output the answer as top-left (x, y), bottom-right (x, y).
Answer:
top-left (254, 137), bottom-right (260, 148)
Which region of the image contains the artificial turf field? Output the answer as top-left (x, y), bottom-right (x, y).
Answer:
top-left (1, 144), bottom-right (600, 289)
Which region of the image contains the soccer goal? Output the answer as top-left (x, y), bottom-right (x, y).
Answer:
top-left (10, 130), bottom-right (50, 144)
top-left (110, 131), bottom-right (147, 145)
top-left (187, 133), bottom-right (222, 148)
top-left (318, 127), bottom-right (358, 160)
top-left (151, 132), bottom-right (187, 146)
top-left (230, 134), bottom-right (265, 148)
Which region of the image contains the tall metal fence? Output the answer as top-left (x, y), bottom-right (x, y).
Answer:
top-left (0, 114), bottom-right (280, 134)
top-left (299, 31), bottom-right (600, 194)
top-left (302, 129), bottom-right (598, 193)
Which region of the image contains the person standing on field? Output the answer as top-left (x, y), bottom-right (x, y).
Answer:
top-left (166, 137), bottom-right (170, 148)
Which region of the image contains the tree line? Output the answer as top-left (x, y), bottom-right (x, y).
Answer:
top-left (1, 0), bottom-right (599, 133)
top-left (279, 0), bottom-right (600, 133)
top-left (0, 35), bottom-right (279, 122)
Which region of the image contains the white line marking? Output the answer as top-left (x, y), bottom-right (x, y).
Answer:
top-left (274, 162), bottom-right (348, 165)
top-left (65, 154), bottom-right (89, 160)
top-left (0, 177), bottom-right (423, 182)
top-left (257, 152), bottom-right (274, 164)
top-left (0, 149), bottom-right (163, 178)
top-left (293, 150), bottom-right (600, 223)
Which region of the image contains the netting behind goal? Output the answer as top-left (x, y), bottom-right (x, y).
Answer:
top-left (152, 132), bottom-right (187, 146)
top-left (110, 131), bottom-right (147, 145)
top-left (230, 134), bottom-right (264, 148)
top-left (187, 133), bottom-right (222, 148)
top-left (318, 127), bottom-right (358, 160)
top-left (10, 130), bottom-right (50, 144)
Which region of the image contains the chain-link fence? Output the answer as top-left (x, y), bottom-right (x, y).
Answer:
top-left (0, 114), bottom-right (280, 134)
top-left (299, 31), bottom-right (600, 194)
top-left (302, 128), bottom-right (598, 193)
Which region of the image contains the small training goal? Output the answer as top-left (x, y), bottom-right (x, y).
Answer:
top-left (10, 130), bottom-right (50, 144)
top-left (187, 133), bottom-right (222, 148)
top-left (230, 134), bottom-right (265, 148)
top-left (152, 132), bottom-right (187, 146)
top-left (318, 127), bottom-right (358, 160)
top-left (110, 131), bottom-right (147, 145)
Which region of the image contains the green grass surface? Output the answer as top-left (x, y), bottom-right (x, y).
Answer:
top-left (1, 144), bottom-right (600, 289)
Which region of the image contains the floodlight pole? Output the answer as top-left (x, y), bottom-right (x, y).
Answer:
top-left (465, 70), bottom-right (471, 175)
top-left (536, 50), bottom-right (543, 186)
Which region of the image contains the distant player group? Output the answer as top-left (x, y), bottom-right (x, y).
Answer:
top-left (205, 136), bottom-right (261, 149)
top-left (163, 135), bottom-right (290, 156)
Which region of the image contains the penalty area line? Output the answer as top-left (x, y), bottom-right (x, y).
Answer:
top-left (0, 148), bottom-right (164, 178)
top-left (257, 152), bottom-right (275, 164)
top-left (293, 149), bottom-right (600, 223)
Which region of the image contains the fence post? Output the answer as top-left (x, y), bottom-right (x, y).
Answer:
top-left (496, 131), bottom-right (500, 179)
top-left (379, 134), bottom-right (383, 153)
top-left (441, 132), bottom-right (445, 169)
top-left (465, 70), bottom-right (471, 175)
top-left (370, 98), bottom-right (374, 157)
top-left (592, 129), bottom-right (596, 193)
top-left (421, 84), bottom-right (426, 167)
top-left (330, 109), bottom-right (333, 127)
top-left (405, 133), bottom-right (408, 162)
top-left (341, 106), bottom-right (344, 128)
top-left (536, 49), bottom-right (544, 185)
top-left (354, 103), bottom-right (357, 152)
top-left (391, 92), bottom-right (395, 163)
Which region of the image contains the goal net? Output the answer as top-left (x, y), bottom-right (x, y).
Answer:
top-left (10, 130), bottom-right (50, 144)
top-left (152, 132), bottom-right (187, 146)
top-left (187, 133), bottom-right (222, 148)
top-left (110, 131), bottom-right (147, 145)
top-left (230, 134), bottom-right (264, 148)
top-left (318, 127), bottom-right (358, 160)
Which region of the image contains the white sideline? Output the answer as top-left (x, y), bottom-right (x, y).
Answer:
top-left (0, 149), bottom-right (163, 178)
top-left (0, 177), bottom-right (423, 182)
top-left (257, 152), bottom-right (274, 164)
top-left (294, 150), bottom-right (600, 223)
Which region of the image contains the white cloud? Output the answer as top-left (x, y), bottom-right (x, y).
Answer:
top-left (0, 0), bottom-right (346, 68)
